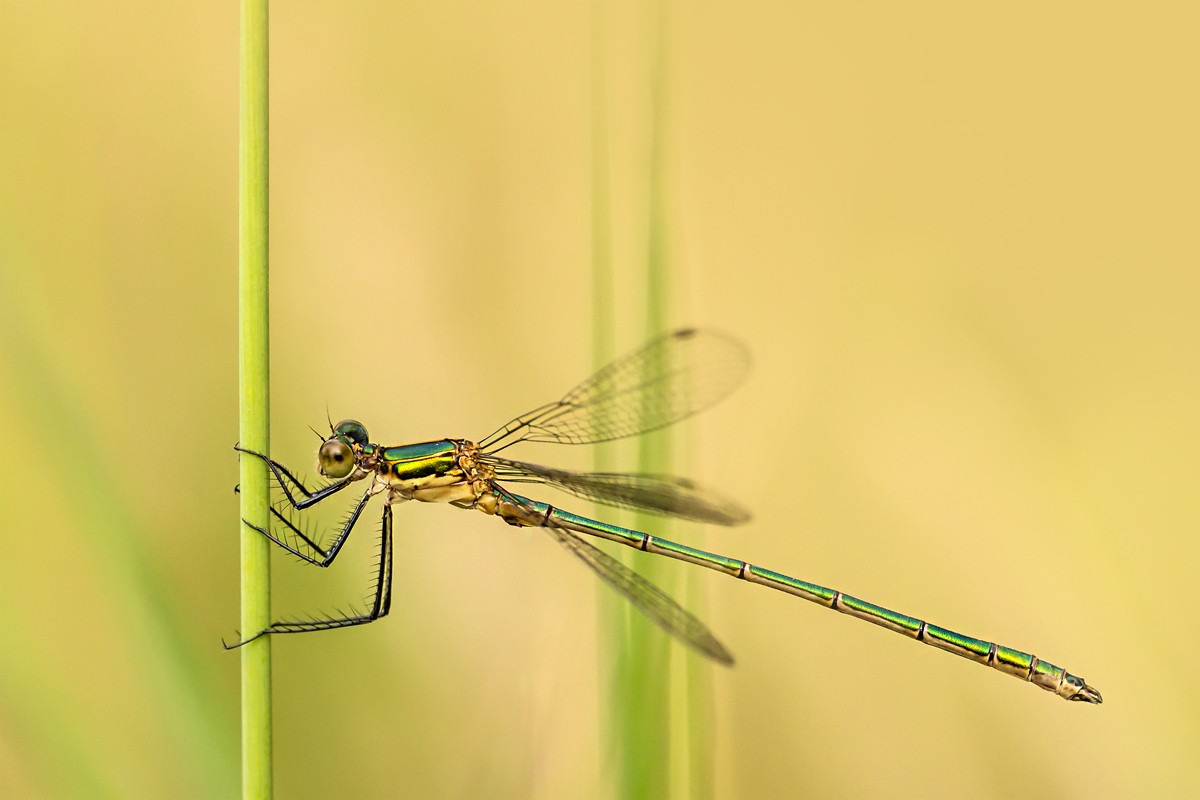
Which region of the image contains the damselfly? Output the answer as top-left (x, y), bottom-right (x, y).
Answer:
top-left (232, 329), bottom-right (1101, 703)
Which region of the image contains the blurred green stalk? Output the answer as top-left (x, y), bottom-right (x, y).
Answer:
top-left (238, 1), bottom-right (273, 798)
top-left (615, 2), bottom-right (680, 797)
top-left (622, 54), bottom-right (672, 800)
top-left (594, 3), bottom-right (714, 796)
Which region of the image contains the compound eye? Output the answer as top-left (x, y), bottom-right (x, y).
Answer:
top-left (333, 419), bottom-right (369, 446)
top-left (318, 439), bottom-right (355, 478)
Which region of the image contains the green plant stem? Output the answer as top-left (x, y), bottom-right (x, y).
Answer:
top-left (238, 1), bottom-right (272, 798)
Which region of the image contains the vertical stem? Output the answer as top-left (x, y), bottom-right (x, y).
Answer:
top-left (239, 1), bottom-right (272, 799)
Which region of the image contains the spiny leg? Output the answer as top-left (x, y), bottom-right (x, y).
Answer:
top-left (235, 443), bottom-right (353, 509)
top-left (225, 503), bottom-right (394, 649)
top-left (234, 440), bottom-right (363, 563)
top-left (241, 484), bottom-right (374, 568)
top-left (235, 484), bottom-right (328, 559)
top-left (372, 504), bottom-right (394, 619)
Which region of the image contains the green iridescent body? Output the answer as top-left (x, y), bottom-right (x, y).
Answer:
top-left (348, 438), bottom-right (484, 507)
top-left (236, 330), bottom-right (1101, 703)
top-left (381, 440), bottom-right (458, 484)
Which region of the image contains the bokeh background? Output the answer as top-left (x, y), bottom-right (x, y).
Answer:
top-left (2, 1), bottom-right (1198, 798)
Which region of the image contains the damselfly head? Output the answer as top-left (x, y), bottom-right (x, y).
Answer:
top-left (317, 419), bottom-right (370, 479)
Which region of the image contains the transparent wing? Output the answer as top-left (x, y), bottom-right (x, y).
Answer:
top-left (478, 328), bottom-right (750, 451)
top-left (482, 454), bottom-right (751, 526)
top-left (499, 490), bottom-right (735, 666)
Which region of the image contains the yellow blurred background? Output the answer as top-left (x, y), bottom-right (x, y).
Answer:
top-left (2, 1), bottom-right (1197, 798)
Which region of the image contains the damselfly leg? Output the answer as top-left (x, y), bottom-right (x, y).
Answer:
top-left (235, 444), bottom-right (354, 510)
top-left (226, 504), bottom-right (393, 648)
top-left (236, 445), bottom-right (373, 568)
top-left (227, 444), bottom-right (392, 647)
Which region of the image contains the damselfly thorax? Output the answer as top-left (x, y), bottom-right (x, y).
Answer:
top-left (329, 437), bottom-right (508, 515)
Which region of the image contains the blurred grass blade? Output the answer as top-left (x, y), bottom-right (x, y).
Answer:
top-left (0, 224), bottom-right (236, 798)
top-left (239, 1), bottom-right (273, 798)
top-left (617, 2), bottom-right (676, 797)
top-left (686, 569), bottom-right (715, 799)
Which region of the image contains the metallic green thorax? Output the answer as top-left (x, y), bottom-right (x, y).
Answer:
top-left (379, 440), bottom-right (458, 482)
